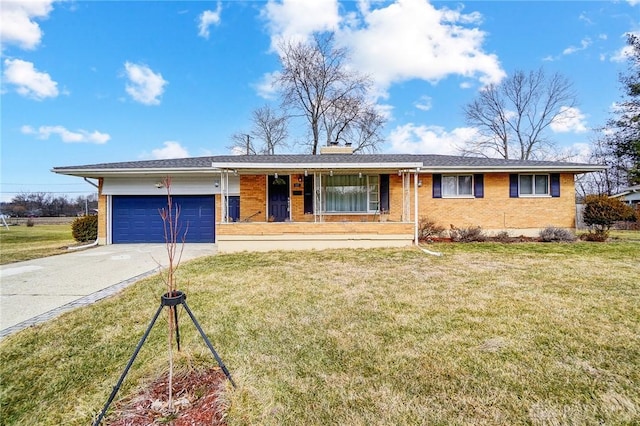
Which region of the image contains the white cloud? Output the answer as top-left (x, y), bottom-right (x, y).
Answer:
top-left (562, 37), bottom-right (592, 55)
top-left (198, 2), bottom-right (222, 39)
top-left (255, 71), bottom-right (281, 100)
top-left (558, 142), bottom-right (593, 163)
top-left (611, 44), bottom-right (634, 62)
top-left (21, 125), bottom-right (110, 144)
top-left (387, 123), bottom-right (478, 155)
top-left (578, 12), bottom-right (592, 25)
top-left (339, 0), bottom-right (505, 95)
top-left (610, 31), bottom-right (639, 62)
top-left (414, 95), bottom-right (432, 111)
top-left (150, 141), bottom-right (190, 159)
top-left (262, 0), bottom-right (341, 48)
top-left (230, 146), bottom-right (247, 156)
top-left (261, 0), bottom-right (505, 97)
top-left (550, 106), bottom-right (588, 133)
top-left (123, 62), bottom-right (167, 105)
top-left (0, 0), bottom-right (54, 50)
top-left (3, 58), bottom-right (58, 100)
top-left (626, 0), bottom-right (639, 6)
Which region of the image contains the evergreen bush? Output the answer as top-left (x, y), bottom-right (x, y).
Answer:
top-left (582, 195), bottom-right (637, 241)
top-left (72, 215), bottom-right (98, 242)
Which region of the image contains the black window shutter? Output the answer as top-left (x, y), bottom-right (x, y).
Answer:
top-left (380, 174), bottom-right (390, 211)
top-left (509, 174), bottom-right (519, 198)
top-left (474, 174), bottom-right (484, 198)
top-left (432, 174), bottom-right (442, 198)
top-left (550, 173), bottom-right (561, 197)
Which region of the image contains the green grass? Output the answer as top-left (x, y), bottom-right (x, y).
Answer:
top-left (0, 224), bottom-right (76, 265)
top-left (608, 229), bottom-right (640, 241)
top-left (1, 243), bottom-right (639, 425)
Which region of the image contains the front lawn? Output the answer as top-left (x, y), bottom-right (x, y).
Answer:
top-left (0, 223), bottom-right (76, 265)
top-left (1, 243), bottom-right (638, 425)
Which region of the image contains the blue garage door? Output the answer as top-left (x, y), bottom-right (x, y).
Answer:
top-left (112, 196), bottom-right (215, 243)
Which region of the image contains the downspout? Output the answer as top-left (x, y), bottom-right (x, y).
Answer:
top-left (68, 239), bottom-right (99, 251)
top-left (69, 178), bottom-right (101, 250)
top-left (414, 171), bottom-right (419, 245)
top-left (414, 169), bottom-right (441, 257)
top-left (223, 170), bottom-right (228, 223)
top-left (84, 177), bottom-right (99, 189)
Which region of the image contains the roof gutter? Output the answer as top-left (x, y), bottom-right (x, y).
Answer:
top-left (52, 163), bottom-right (606, 178)
top-left (423, 165), bottom-right (606, 173)
top-left (210, 162), bottom-right (424, 170)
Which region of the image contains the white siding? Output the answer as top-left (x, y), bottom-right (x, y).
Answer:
top-left (102, 176), bottom-right (240, 195)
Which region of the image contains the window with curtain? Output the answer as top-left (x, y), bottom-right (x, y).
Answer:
top-left (442, 175), bottom-right (473, 197)
top-left (322, 175), bottom-right (379, 212)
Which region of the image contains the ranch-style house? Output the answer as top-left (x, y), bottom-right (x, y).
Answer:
top-left (52, 146), bottom-right (603, 252)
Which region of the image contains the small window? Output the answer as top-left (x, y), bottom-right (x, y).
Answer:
top-left (442, 175), bottom-right (473, 197)
top-left (519, 174), bottom-right (549, 196)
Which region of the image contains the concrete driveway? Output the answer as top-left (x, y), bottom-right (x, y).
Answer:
top-left (0, 244), bottom-right (216, 338)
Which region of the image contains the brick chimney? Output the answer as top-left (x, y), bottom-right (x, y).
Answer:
top-left (320, 142), bottom-right (354, 154)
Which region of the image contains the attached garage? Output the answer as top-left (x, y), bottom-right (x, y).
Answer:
top-left (112, 195), bottom-right (215, 243)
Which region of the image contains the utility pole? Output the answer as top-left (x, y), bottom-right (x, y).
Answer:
top-left (245, 134), bottom-right (251, 155)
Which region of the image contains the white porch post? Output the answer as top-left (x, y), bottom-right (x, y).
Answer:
top-left (220, 170), bottom-right (227, 223)
top-left (414, 172), bottom-right (419, 244)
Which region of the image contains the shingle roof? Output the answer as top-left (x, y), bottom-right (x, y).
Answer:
top-left (52, 153), bottom-right (604, 176)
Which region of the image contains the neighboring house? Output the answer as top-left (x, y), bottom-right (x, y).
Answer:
top-left (52, 146), bottom-right (603, 252)
top-left (610, 185), bottom-right (640, 207)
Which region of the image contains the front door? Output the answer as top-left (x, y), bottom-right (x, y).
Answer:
top-left (268, 175), bottom-right (290, 222)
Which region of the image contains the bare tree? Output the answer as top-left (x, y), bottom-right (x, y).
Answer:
top-left (228, 105), bottom-right (288, 155)
top-left (228, 132), bottom-right (258, 155)
top-left (276, 33), bottom-right (386, 154)
top-left (251, 105), bottom-right (289, 155)
top-left (462, 68), bottom-right (577, 160)
top-left (575, 136), bottom-right (617, 197)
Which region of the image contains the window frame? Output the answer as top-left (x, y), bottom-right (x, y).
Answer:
top-left (321, 174), bottom-right (380, 214)
top-left (441, 174), bottom-right (474, 198)
top-left (518, 173), bottom-right (550, 197)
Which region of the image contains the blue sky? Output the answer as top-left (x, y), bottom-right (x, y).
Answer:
top-left (1, 0), bottom-right (638, 202)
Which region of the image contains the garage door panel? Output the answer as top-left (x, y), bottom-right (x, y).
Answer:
top-left (113, 196), bottom-right (214, 243)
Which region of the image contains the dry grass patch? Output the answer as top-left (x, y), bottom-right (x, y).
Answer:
top-left (0, 224), bottom-right (76, 264)
top-left (1, 243), bottom-right (639, 425)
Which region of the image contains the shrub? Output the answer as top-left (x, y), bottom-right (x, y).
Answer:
top-left (580, 232), bottom-right (608, 242)
top-left (418, 217), bottom-right (445, 241)
top-left (491, 231), bottom-right (512, 243)
top-left (449, 225), bottom-right (486, 242)
top-left (539, 226), bottom-right (576, 242)
top-left (26, 218), bottom-right (35, 227)
top-left (582, 195), bottom-right (637, 241)
top-left (72, 215), bottom-right (98, 242)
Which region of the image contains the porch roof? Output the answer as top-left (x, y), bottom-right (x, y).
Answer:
top-left (52, 153), bottom-right (604, 178)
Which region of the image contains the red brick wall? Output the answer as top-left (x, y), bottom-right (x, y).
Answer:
top-left (417, 173), bottom-right (576, 230)
top-left (240, 175), bottom-right (267, 222)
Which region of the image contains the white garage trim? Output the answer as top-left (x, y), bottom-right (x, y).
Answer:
top-left (102, 176), bottom-right (239, 196)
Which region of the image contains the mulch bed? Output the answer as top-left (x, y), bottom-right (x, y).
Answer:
top-left (107, 367), bottom-right (228, 425)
